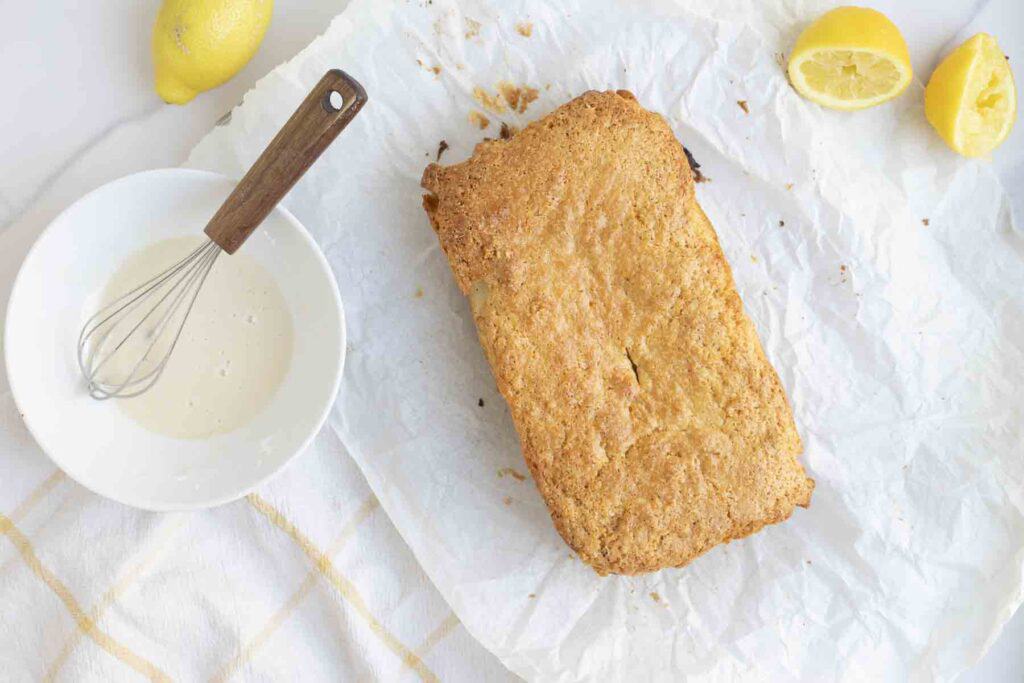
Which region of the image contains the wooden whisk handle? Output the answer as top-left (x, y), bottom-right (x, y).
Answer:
top-left (204, 69), bottom-right (367, 254)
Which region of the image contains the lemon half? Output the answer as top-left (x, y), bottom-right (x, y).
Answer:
top-left (787, 6), bottom-right (912, 110)
top-left (925, 33), bottom-right (1017, 157)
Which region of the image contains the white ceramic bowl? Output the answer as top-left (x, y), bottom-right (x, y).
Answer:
top-left (4, 169), bottom-right (344, 510)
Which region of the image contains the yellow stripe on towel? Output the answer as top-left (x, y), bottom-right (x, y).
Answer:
top-left (44, 515), bottom-right (187, 681)
top-left (213, 496), bottom-right (379, 682)
top-left (7, 470), bottom-right (65, 523)
top-left (247, 494), bottom-right (439, 683)
top-left (415, 612), bottom-right (460, 656)
top-left (0, 512), bottom-right (170, 682)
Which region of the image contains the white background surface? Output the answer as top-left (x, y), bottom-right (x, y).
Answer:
top-left (0, 1), bottom-right (1020, 679)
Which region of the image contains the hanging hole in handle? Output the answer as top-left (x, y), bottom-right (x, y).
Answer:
top-left (324, 90), bottom-right (346, 112)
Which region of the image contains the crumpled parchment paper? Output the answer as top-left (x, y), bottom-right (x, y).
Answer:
top-left (187, 0), bottom-right (1024, 679)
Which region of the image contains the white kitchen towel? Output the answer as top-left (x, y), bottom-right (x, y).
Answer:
top-left (0, 389), bottom-right (515, 682)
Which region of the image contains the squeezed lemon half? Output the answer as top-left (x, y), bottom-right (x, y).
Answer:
top-left (787, 6), bottom-right (912, 110)
top-left (925, 33), bottom-right (1017, 157)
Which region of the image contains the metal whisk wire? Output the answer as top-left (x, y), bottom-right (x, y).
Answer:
top-left (77, 240), bottom-right (221, 400)
top-left (75, 69), bottom-right (366, 401)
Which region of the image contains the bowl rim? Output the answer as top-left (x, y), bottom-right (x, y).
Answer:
top-left (3, 167), bottom-right (346, 511)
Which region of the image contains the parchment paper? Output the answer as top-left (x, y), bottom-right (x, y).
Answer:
top-left (187, 0), bottom-right (1024, 679)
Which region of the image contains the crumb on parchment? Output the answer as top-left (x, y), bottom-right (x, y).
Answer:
top-left (468, 110), bottom-right (490, 129)
top-left (473, 83), bottom-right (539, 115)
top-left (498, 467), bottom-right (526, 481)
top-left (436, 139), bottom-right (449, 161)
top-left (683, 146), bottom-right (708, 183)
top-left (416, 58), bottom-right (442, 76)
top-left (497, 81), bottom-right (539, 114)
top-left (515, 21), bottom-right (533, 37)
top-left (737, 100), bottom-right (749, 114)
top-left (473, 86), bottom-right (507, 113)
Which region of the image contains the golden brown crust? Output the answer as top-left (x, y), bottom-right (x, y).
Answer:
top-left (422, 90), bottom-right (813, 575)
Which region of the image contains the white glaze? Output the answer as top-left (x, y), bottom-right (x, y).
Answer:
top-left (100, 236), bottom-right (293, 439)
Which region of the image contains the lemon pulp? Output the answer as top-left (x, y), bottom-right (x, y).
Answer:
top-left (798, 50), bottom-right (904, 102)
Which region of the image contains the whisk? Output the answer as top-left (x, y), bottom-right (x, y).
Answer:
top-left (77, 70), bottom-right (366, 400)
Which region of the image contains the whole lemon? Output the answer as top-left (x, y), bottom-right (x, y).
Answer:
top-left (153, 0), bottom-right (273, 104)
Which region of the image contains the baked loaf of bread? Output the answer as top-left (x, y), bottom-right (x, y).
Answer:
top-left (421, 90), bottom-right (813, 575)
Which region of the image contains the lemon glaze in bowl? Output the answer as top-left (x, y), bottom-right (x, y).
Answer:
top-left (4, 169), bottom-right (345, 510)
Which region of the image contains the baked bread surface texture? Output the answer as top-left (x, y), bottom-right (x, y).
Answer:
top-left (421, 90), bottom-right (813, 575)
